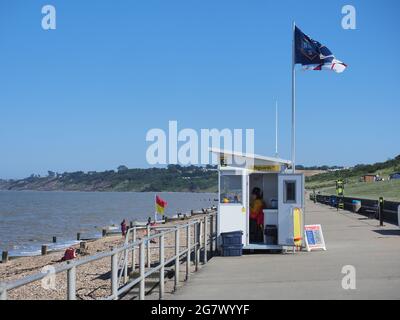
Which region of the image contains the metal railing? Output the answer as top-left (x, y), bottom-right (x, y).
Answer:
top-left (0, 211), bottom-right (217, 300)
top-left (312, 194), bottom-right (400, 224)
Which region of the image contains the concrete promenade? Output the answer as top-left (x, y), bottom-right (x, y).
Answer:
top-left (168, 200), bottom-right (400, 300)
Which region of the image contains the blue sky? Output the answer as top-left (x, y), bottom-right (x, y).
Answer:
top-left (0, 0), bottom-right (399, 179)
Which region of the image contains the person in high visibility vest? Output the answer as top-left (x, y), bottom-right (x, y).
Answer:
top-left (250, 187), bottom-right (265, 243)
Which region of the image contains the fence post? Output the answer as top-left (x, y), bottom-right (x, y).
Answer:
top-left (203, 216), bottom-right (208, 264)
top-left (2, 251), bottom-right (8, 264)
top-left (174, 228), bottom-right (180, 291)
top-left (159, 234), bottom-right (165, 300)
top-left (111, 252), bottom-right (118, 300)
top-left (67, 263), bottom-right (76, 300)
top-left (80, 241), bottom-right (87, 251)
top-left (379, 197), bottom-right (384, 226)
top-left (139, 242), bottom-right (145, 300)
top-left (194, 222), bottom-right (199, 272)
top-left (0, 283), bottom-right (7, 300)
top-left (197, 221), bottom-right (201, 268)
top-left (211, 215), bottom-right (216, 256)
top-left (398, 205), bottom-right (400, 227)
top-left (146, 225), bottom-right (151, 268)
top-left (209, 215), bottom-right (213, 255)
top-left (131, 227), bottom-right (136, 273)
top-left (214, 214), bottom-right (218, 255)
top-left (186, 224), bottom-right (191, 281)
top-left (123, 247), bottom-right (128, 284)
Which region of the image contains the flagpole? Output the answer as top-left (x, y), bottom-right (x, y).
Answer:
top-left (291, 21), bottom-right (296, 173)
top-left (275, 100), bottom-right (278, 158)
top-left (154, 194), bottom-right (157, 223)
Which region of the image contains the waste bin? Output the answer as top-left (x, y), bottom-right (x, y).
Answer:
top-left (221, 244), bottom-right (244, 256)
top-left (221, 231), bottom-right (243, 256)
top-left (264, 225), bottom-right (278, 245)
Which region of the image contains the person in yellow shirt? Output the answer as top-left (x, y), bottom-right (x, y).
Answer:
top-left (250, 187), bottom-right (265, 243)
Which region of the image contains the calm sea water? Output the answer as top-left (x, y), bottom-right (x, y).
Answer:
top-left (0, 191), bottom-right (217, 256)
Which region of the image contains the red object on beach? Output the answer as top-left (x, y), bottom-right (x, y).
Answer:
top-left (62, 248), bottom-right (77, 261)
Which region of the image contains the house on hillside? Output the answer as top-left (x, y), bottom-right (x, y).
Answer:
top-left (361, 174), bottom-right (379, 182)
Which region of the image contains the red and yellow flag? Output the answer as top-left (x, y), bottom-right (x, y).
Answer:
top-left (156, 195), bottom-right (167, 215)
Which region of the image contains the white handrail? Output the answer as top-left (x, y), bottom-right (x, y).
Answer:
top-left (0, 211), bottom-right (217, 301)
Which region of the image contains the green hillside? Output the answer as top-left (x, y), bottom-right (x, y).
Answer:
top-left (306, 155), bottom-right (400, 201)
top-left (0, 165), bottom-right (218, 193)
top-left (321, 179), bottom-right (400, 202)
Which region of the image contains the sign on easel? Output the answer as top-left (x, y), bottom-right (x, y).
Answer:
top-left (304, 225), bottom-right (327, 252)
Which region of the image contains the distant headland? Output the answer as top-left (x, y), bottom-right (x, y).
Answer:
top-left (0, 165), bottom-right (218, 193)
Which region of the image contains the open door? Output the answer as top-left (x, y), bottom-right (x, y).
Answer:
top-left (218, 170), bottom-right (247, 245)
top-left (278, 174), bottom-right (304, 246)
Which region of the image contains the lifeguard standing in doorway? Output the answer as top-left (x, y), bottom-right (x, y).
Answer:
top-left (250, 187), bottom-right (265, 243)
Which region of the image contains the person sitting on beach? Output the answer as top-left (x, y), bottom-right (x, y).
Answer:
top-left (61, 247), bottom-right (77, 261)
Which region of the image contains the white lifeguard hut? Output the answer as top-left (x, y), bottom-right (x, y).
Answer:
top-left (211, 148), bottom-right (305, 251)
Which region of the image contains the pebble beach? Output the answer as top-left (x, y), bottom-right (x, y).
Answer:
top-left (0, 214), bottom-right (212, 300)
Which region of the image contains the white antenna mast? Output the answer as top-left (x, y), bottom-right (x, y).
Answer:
top-left (275, 100), bottom-right (279, 158)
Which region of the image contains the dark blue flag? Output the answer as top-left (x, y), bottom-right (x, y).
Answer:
top-left (294, 26), bottom-right (347, 73)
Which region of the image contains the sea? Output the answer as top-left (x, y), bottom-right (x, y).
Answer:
top-left (0, 191), bottom-right (217, 257)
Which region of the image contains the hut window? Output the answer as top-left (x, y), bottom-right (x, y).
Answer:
top-left (220, 175), bottom-right (242, 204)
top-left (284, 181), bottom-right (296, 203)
